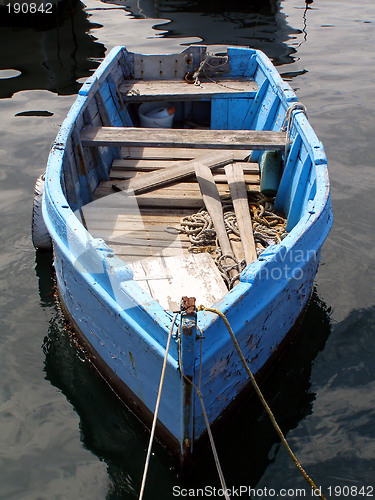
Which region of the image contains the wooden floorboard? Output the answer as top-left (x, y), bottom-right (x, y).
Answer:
top-left (111, 159), bottom-right (260, 174)
top-left (112, 152), bottom-right (233, 193)
top-left (110, 170), bottom-right (259, 184)
top-left (119, 147), bottom-right (252, 161)
top-left (84, 145), bottom-right (263, 300)
top-left (127, 253), bottom-right (228, 311)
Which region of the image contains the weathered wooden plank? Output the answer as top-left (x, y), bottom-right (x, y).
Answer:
top-left (93, 186), bottom-right (206, 208)
top-left (112, 151), bottom-right (233, 193)
top-left (109, 244), bottom-right (186, 259)
top-left (110, 169), bottom-right (260, 185)
top-left (225, 163), bottom-right (257, 264)
top-left (231, 239), bottom-right (245, 263)
top-left (84, 99), bottom-right (101, 126)
top-left (85, 221), bottom-right (181, 235)
top-left (112, 158), bottom-right (176, 170)
top-left (97, 181), bottom-right (231, 195)
top-left (81, 127), bottom-right (287, 151)
top-left (88, 226), bottom-right (183, 240)
top-left (94, 180), bottom-right (260, 201)
top-left (127, 253), bottom-right (227, 311)
top-left (194, 164), bottom-right (234, 259)
top-left (210, 173), bottom-right (260, 184)
top-left (119, 78), bottom-right (258, 101)
top-left (105, 237), bottom-right (189, 249)
top-left (132, 52), bottom-right (195, 80)
top-left (95, 91), bottom-right (112, 126)
top-left (82, 208), bottom-right (192, 225)
top-left (119, 147), bottom-right (250, 161)
top-left (211, 97), bottom-right (228, 130)
top-left (111, 158), bottom-right (259, 173)
top-left (139, 208), bottom-right (195, 218)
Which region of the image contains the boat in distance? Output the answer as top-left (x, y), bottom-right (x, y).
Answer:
top-left (34, 44), bottom-right (333, 465)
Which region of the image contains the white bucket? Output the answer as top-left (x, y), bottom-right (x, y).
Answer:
top-left (138, 101), bottom-right (175, 128)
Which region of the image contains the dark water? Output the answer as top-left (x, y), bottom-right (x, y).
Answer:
top-left (1, 0), bottom-right (375, 498)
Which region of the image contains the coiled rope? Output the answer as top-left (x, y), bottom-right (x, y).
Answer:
top-left (174, 207), bottom-right (245, 289)
top-left (191, 54), bottom-right (230, 87)
top-left (198, 305), bottom-right (326, 500)
top-left (174, 194), bottom-right (288, 288)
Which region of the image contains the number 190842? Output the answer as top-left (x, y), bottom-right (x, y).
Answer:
top-left (327, 485), bottom-right (374, 497)
top-left (7, 3), bottom-right (53, 13)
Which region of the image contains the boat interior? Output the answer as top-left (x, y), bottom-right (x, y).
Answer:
top-left (60, 47), bottom-right (314, 311)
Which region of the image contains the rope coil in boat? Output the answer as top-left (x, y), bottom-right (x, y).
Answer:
top-left (187, 53), bottom-right (243, 91)
top-left (173, 194), bottom-right (288, 288)
top-left (192, 54), bottom-right (229, 86)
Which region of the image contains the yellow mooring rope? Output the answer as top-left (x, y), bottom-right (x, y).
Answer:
top-left (178, 321), bottom-right (230, 500)
top-left (198, 305), bottom-right (326, 500)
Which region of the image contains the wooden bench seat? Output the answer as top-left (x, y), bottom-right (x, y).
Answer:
top-left (80, 126), bottom-right (287, 151)
top-left (119, 78), bottom-right (258, 102)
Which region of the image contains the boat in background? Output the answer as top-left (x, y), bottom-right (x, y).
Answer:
top-left (34, 44), bottom-right (332, 465)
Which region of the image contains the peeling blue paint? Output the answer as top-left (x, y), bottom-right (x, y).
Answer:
top-left (41, 45), bottom-right (332, 461)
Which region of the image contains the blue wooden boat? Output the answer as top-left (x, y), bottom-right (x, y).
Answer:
top-left (36, 45), bottom-right (332, 465)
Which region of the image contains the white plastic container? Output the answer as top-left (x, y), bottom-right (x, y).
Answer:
top-left (138, 101), bottom-right (175, 128)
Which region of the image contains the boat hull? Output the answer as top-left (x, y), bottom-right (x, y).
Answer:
top-left (51, 202), bottom-right (328, 462)
top-left (41, 44), bottom-right (333, 464)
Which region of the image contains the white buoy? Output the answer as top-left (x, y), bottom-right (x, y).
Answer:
top-left (31, 173), bottom-right (52, 250)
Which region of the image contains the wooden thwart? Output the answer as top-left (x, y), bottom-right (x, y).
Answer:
top-left (119, 78), bottom-right (258, 101)
top-left (225, 164), bottom-right (257, 264)
top-left (112, 151), bottom-right (233, 193)
top-left (81, 126), bottom-right (287, 151)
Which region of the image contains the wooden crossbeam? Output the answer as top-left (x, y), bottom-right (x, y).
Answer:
top-left (81, 127), bottom-right (287, 151)
top-left (119, 78), bottom-right (258, 101)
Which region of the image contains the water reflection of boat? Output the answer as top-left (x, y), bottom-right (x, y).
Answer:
top-left (111, 0), bottom-right (300, 65)
top-left (0, 0), bottom-right (105, 98)
top-left (36, 240), bottom-right (331, 492)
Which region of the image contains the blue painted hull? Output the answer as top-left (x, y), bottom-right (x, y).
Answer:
top-left (41, 45), bottom-right (333, 463)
